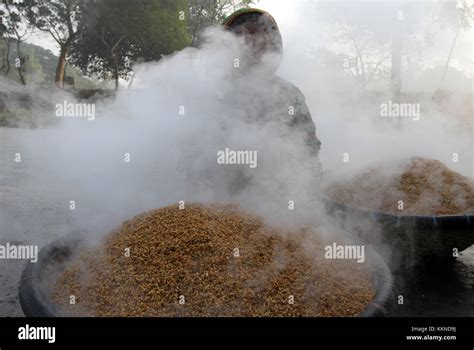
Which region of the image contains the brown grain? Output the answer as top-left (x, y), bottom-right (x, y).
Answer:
top-left (52, 203), bottom-right (375, 317)
top-left (326, 157), bottom-right (474, 215)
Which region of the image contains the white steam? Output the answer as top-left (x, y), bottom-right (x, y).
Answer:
top-left (17, 28), bottom-right (325, 243)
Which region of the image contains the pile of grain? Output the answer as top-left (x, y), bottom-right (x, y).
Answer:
top-left (52, 203), bottom-right (375, 317)
top-left (326, 157), bottom-right (474, 215)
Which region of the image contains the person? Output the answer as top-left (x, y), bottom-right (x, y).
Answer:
top-left (221, 8), bottom-right (323, 195)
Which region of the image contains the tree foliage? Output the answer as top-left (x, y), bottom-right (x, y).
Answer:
top-left (0, 1), bottom-right (34, 84)
top-left (69, 0), bottom-right (190, 87)
top-left (1, 0), bottom-right (255, 88)
top-left (25, 0), bottom-right (81, 87)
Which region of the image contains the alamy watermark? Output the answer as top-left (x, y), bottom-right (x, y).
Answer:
top-left (55, 101), bottom-right (96, 121)
top-left (380, 100), bottom-right (420, 121)
top-left (217, 147), bottom-right (257, 168)
top-left (0, 242), bottom-right (38, 263)
top-left (18, 324), bottom-right (55, 344)
top-left (324, 242), bottom-right (365, 263)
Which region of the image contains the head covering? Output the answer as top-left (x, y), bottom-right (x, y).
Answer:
top-left (223, 8), bottom-right (282, 52)
top-left (222, 8), bottom-right (283, 75)
top-left (223, 8), bottom-right (276, 27)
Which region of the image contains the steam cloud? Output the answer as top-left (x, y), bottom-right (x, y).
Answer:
top-left (10, 28), bottom-right (327, 245)
top-left (1, 2), bottom-right (472, 263)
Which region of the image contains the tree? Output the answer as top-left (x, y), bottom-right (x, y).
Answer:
top-left (438, 0), bottom-right (473, 84)
top-left (126, 0), bottom-right (190, 61)
top-left (71, 0), bottom-right (132, 89)
top-left (0, 8), bottom-right (11, 76)
top-left (67, 0), bottom-right (253, 87)
top-left (26, 0), bottom-right (80, 88)
top-left (1, 1), bottom-right (34, 85)
top-left (315, 1), bottom-right (468, 96)
top-left (70, 0), bottom-right (190, 87)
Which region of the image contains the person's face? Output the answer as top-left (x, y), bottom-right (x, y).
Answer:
top-left (233, 17), bottom-right (282, 67)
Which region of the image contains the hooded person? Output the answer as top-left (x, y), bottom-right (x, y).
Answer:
top-left (219, 9), bottom-right (323, 196)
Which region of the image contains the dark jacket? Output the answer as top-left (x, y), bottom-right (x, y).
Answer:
top-left (220, 74), bottom-right (322, 196)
